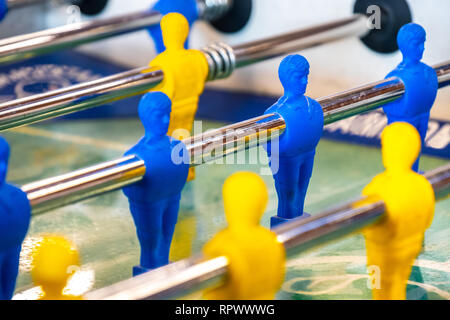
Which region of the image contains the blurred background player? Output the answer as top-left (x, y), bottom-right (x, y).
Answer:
top-left (383, 23), bottom-right (438, 172)
top-left (0, 137), bottom-right (30, 300)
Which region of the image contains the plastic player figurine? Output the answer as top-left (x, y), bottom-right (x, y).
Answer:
top-left (0, 0), bottom-right (7, 22)
top-left (203, 172), bottom-right (285, 300)
top-left (148, 12), bottom-right (209, 181)
top-left (148, 0), bottom-right (199, 53)
top-left (0, 137), bottom-right (31, 300)
top-left (358, 122), bottom-right (435, 300)
top-left (264, 54), bottom-right (324, 228)
top-left (31, 235), bottom-right (81, 300)
top-left (383, 23), bottom-right (438, 172)
top-left (122, 92), bottom-right (189, 276)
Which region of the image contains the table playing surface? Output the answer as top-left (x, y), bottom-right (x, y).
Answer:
top-left (4, 117), bottom-right (449, 300)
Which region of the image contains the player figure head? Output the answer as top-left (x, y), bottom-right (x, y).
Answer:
top-left (31, 235), bottom-right (80, 299)
top-left (278, 54), bottom-right (310, 97)
top-left (138, 92), bottom-right (172, 141)
top-left (222, 172), bottom-right (268, 231)
top-left (397, 23), bottom-right (426, 65)
top-left (381, 122), bottom-right (421, 172)
top-left (0, 137), bottom-right (9, 185)
top-left (161, 13), bottom-right (189, 51)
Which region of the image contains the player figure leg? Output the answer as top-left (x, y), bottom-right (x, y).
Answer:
top-left (160, 194), bottom-right (182, 264)
top-left (296, 150), bottom-right (316, 217)
top-left (0, 246), bottom-right (21, 300)
top-left (411, 113), bottom-right (431, 172)
top-left (271, 155), bottom-right (302, 226)
top-left (129, 200), bottom-right (166, 275)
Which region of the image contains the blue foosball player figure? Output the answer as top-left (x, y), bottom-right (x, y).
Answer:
top-left (0, 0), bottom-right (7, 22)
top-left (122, 92), bottom-right (190, 276)
top-left (383, 23), bottom-right (438, 172)
top-left (264, 55), bottom-right (324, 228)
top-left (0, 137), bottom-right (31, 300)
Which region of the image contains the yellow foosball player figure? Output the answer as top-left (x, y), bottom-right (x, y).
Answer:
top-left (31, 235), bottom-right (82, 300)
top-left (203, 172), bottom-right (286, 300)
top-left (148, 12), bottom-right (209, 182)
top-left (359, 122), bottom-right (435, 300)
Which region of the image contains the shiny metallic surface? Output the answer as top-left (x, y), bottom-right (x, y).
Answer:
top-left (85, 164), bottom-right (450, 300)
top-left (0, 10), bottom-right (162, 65)
top-left (197, 0), bottom-right (233, 21)
top-left (201, 42), bottom-right (236, 80)
top-left (0, 14), bottom-right (372, 128)
top-left (232, 14), bottom-right (369, 68)
top-left (2, 0), bottom-right (233, 65)
top-left (85, 255), bottom-right (229, 300)
top-left (423, 162), bottom-right (450, 201)
top-left (275, 200), bottom-right (385, 256)
top-left (186, 113), bottom-right (285, 166)
top-left (318, 77), bottom-right (405, 125)
top-left (23, 155), bottom-right (146, 214)
top-left (0, 67), bottom-right (163, 131)
top-left (6, 19), bottom-right (447, 131)
top-left (24, 113), bottom-right (285, 214)
top-left (435, 60), bottom-right (450, 84)
top-left (6, 0), bottom-right (48, 9)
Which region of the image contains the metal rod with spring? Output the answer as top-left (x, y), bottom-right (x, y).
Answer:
top-left (0, 14), bottom-right (372, 132)
top-left (20, 61), bottom-right (449, 214)
top-left (0, 0), bottom-right (233, 65)
top-left (83, 163), bottom-right (450, 300)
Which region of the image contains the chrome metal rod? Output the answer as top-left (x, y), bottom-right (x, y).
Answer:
top-left (318, 77), bottom-right (405, 125)
top-left (21, 63), bottom-right (450, 214)
top-left (25, 113), bottom-right (285, 214)
top-left (233, 14), bottom-right (369, 69)
top-left (201, 14), bottom-right (370, 80)
top-left (6, 0), bottom-right (49, 9)
top-left (0, 67), bottom-right (163, 131)
top-left (85, 164), bottom-right (450, 300)
top-left (435, 60), bottom-right (450, 88)
top-left (0, 0), bottom-right (232, 65)
top-left (0, 14), bottom-right (375, 131)
top-left (186, 113), bottom-right (286, 166)
top-left (0, 10), bottom-right (162, 65)
top-left (23, 155), bottom-right (146, 214)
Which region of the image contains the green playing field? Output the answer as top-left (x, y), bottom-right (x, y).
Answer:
top-left (3, 118), bottom-right (449, 300)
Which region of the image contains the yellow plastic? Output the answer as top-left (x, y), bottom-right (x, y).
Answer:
top-left (31, 235), bottom-right (82, 300)
top-left (148, 13), bottom-right (209, 181)
top-left (203, 172), bottom-right (286, 300)
top-left (356, 122), bottom-right (435, 300)
top-left (169, 215), bottom-right (196, 261)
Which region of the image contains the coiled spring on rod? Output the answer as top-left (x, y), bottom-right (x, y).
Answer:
top-left (197, 0), bottom-right (233, 22)
top-left (201, 42), bottom-right (236, 81)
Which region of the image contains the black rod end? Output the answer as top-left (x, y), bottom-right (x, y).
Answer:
top-left (354, 0), bottom-right (412, 53)
top-left (210, 0), bottom-right (252, 33)
top-left (72, 0), bottom-right (109, 16)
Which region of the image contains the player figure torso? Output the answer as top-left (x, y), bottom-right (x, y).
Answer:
top-left (123, 137), bottom-right (189, 202)
top-left (0, 184), bottom-right (30, 251)
top-left (383, 62), bottom-right (438, 119)
top-left (151, 49), bottom-right (207, 110)
top-left (265, 96), bottom-right (324, 157)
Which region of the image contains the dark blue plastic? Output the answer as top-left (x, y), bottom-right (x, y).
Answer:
top-left (263, 55), bottom-right (324, 228)
top-left (0, 0), bottom-right (7, 22)
top-left (383, 23), bottom-right (438, 172)
top-left (122, 92), bottom-right (189, 276)
top-left (0, 137), bottom-right (31, 300)
top-left (147, 0), bottom-right (199, 53)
